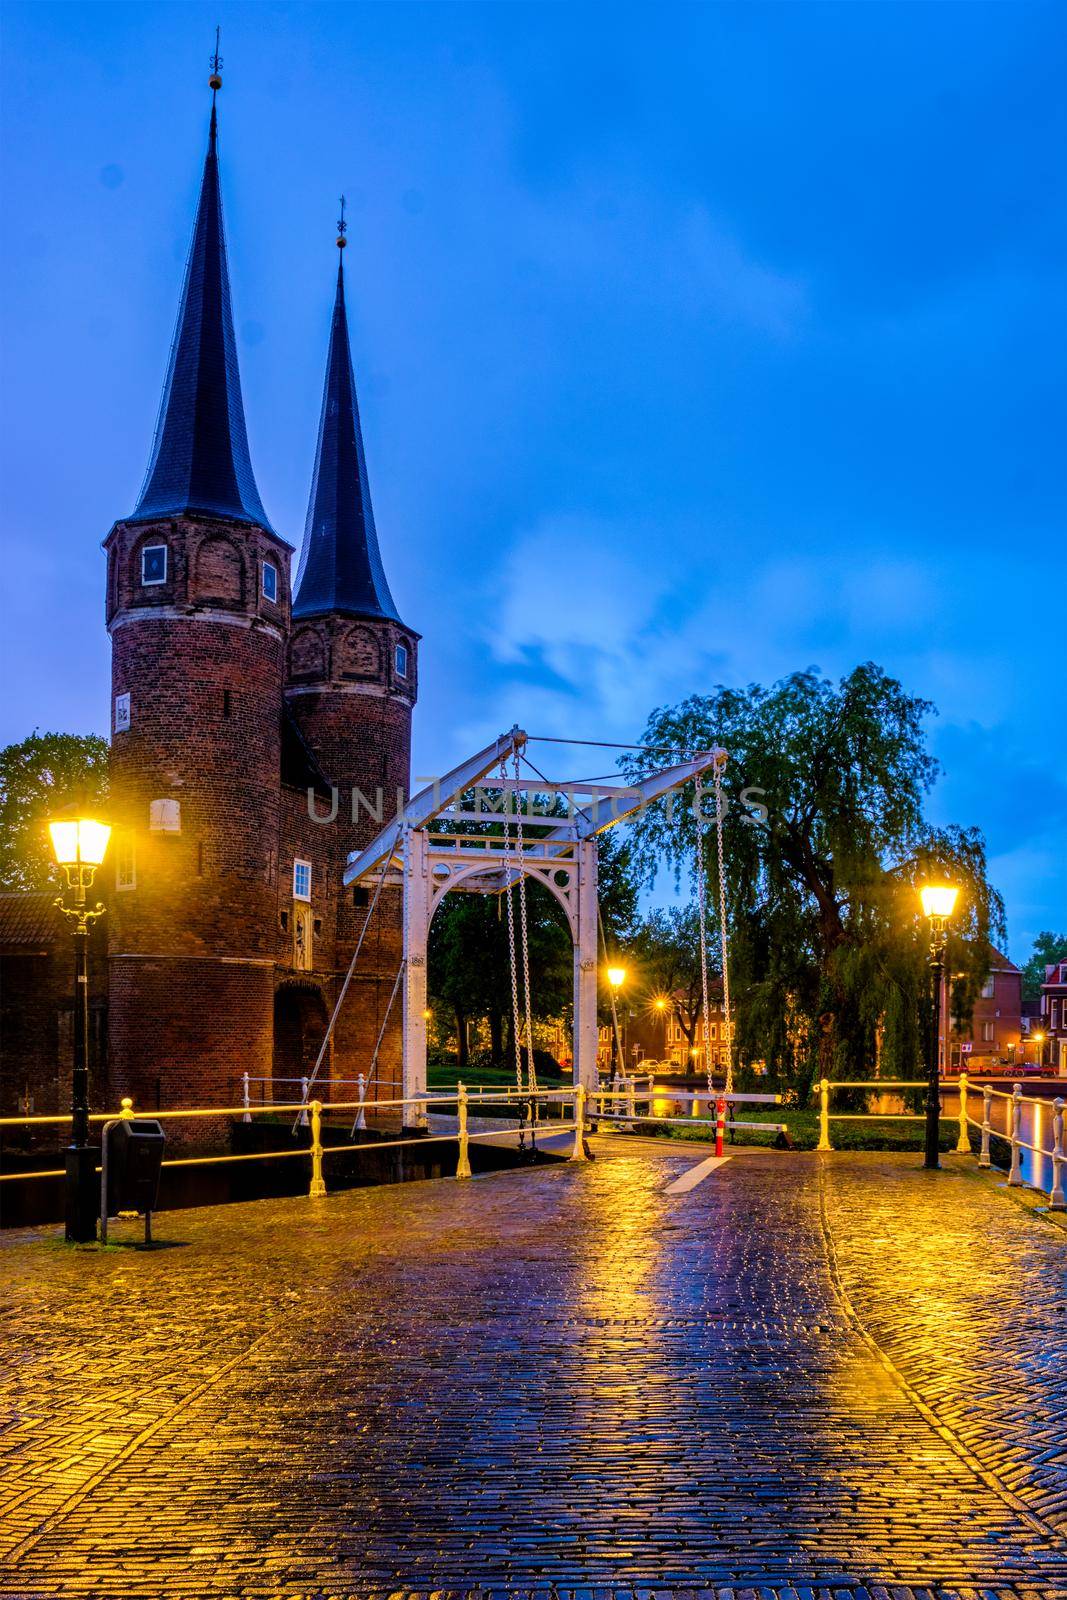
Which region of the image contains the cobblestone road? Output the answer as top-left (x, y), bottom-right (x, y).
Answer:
top-left (1, 1144), bottom-right (1066, 1600)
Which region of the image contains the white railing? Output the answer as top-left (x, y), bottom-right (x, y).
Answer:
top-left (591, 1081), bottom-right (786, 1137)
top-left (964, 1077), bottom-right (1066, 1210)
top-left (0, 1084), bottom-right (590, 1200)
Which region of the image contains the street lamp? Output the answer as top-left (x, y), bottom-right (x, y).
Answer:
top-left (49, 810), bottom-right (111, 1242)
top-left (604, 966), bottom-right (626, 1076)
top-left (606, 966), bottom-right (626, 991)
top-left (919, 882), bottom-right (959, 1170)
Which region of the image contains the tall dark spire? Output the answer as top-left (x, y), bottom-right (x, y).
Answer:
top-left (129, 58), bottom-right (273, 531)
top-left (292, 214), bottom-right (402, 623)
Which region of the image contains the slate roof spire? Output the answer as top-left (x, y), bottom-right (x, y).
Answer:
top-left (129, 55), bottom-right (273, 531)
top-left (292, 207), bottom-right (403, 623)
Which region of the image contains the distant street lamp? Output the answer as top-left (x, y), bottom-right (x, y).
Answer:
top-left (919, 883), bottom-right (959, 1171)
top-left (604, 966), bottom-right (626, 1075)
top-left (49, 811), bottom-right (111, 1242)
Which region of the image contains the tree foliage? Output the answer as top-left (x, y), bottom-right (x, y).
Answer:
top-left (0, 732), bottom-right (110, 892)
top-left (1022, 932), bottom-right (1067, 1001)
top-left (621, 664), bottom-right (1005, 1096)
top-left (631, 904), bottom-right (718, 1053)
top-left (426, 786), bottom-right (639, 1067)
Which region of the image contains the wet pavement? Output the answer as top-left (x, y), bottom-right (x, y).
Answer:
top-left (1, 1142), bottom-right (1065, 1599)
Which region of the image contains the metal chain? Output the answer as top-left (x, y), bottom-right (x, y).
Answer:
top-left (512, 752), bottom-right (539, 1126)
top-left (500, 758), bottom-right (525, 1132)
top-left (711, 752), bottom-right (733, 1094)
top-left (694, 772), bottom-right (714, 1096)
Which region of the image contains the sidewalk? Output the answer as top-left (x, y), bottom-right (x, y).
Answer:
top-left (1, 1144), bottom-right (1065, 1598)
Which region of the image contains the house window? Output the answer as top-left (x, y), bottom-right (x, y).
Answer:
top-left (293, 859), bottom-right (312, 901)
top-left (395, 643), bottom-right (409, 678)
top-left (114, 692), bottom-right (131, 733)
top-left (141, 544), bottom-right (167, 585)
top-left (115, 833), bottom-right (136, 891)
top-left (981, 976), bottom-right (995, 999)
top-left (981, 1021), bottom-right (996, 1043)
top-left (262, 561), bottom-right (278, 603)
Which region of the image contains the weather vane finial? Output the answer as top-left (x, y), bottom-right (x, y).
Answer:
top-left (208, 26), bottom-right (223, 94)
top-left (336, 194), bottom-right (348, 250)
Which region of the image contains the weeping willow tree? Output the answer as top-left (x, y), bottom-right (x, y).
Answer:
top-left (621, 664), bottom-right (1004, 1098)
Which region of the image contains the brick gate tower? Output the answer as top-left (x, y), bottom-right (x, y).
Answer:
top-left (284, 220), bottom-right (419, 1098)
top-left (104, 93), bottom-right (291, 1111)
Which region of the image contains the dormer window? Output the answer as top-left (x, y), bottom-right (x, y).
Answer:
top-left (262, 561), bottom-right (278, 603)
top-left (141, 544), bottom-right (167, 585)
top-left (395, 643), bottom-right (409, 679)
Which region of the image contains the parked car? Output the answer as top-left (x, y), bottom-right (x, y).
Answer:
top-left (1019, 1059), bottom-right (1046, 1076)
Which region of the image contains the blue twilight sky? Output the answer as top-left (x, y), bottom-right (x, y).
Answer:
top-left (1, 2), bottom-right (1065, 958)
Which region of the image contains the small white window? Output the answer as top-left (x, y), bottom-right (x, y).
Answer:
top-left (293, 858), bottom-right (312, 901)
top-left (981, 1020), bottom-right (996, 1043)
top-left (262, 561), bottom-right (278, 603)
top-left (115, 833), bottom-right (136, 890)
top-left (980, 975), bottom-right (995, 999)
top-left (395, 643), bottom-right (409, 678)
top-left (149, 798), bottom-right (181, 834)
top-left (141, 545), bottom-right (167, 585)
top-left (114, 692), bottom-right (131, 733)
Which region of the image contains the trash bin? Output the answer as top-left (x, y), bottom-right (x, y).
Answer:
top-left (102, 1118), bottom-right (165, 1243)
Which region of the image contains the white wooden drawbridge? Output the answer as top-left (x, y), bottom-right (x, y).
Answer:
top-left (342, 726), bottom-right (726, 1113)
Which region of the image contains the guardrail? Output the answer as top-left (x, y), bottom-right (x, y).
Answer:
top-left (591, 1084), bottom-right (787, 1139)
top-left (0, 1084), bottom-right (590, 1201)
top-left (965, 1078), bottom-right (1066, 1210)
top-left (814, 1073), bottom-right (1066, 1211)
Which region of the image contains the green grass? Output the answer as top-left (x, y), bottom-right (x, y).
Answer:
top-left (639, 1105), bottom-right (956, 1153)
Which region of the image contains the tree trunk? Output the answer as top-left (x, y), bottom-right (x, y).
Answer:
top-left (455, 1008), bottom-right (469, 1071)
top-left (489, 1008), bottom-right (503, 1064)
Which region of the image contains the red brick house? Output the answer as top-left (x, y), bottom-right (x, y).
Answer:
top-left (598, 986), bottom-right (730, 1074)
top-left (1038, 960), bottom-right (1067, 1075)
top-left (947, 948), bottom-right (1024, 1073)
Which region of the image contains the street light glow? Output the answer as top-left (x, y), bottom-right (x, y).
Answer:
top-left (919, 883), bottom-right (959, 920)
top-left (606, 966), bottom-right (626, 989)
top-left (49, 817), bottom-right (111, 868)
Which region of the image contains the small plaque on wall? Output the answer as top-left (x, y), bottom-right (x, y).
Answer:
top-left (114, 692), bottom-right (131, 733)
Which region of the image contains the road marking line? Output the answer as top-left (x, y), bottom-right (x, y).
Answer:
top-left (664, 1154), bottom-right (732, 1194)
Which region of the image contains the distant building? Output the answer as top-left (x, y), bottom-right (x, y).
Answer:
top-left (1038, 960), bottom-right (1067, 1075)
top-left (947, 948), bottom-right (1024, 1073)
top-left (598, 985), bottom-right (730, 1074)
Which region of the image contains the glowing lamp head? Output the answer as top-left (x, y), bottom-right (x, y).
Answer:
top-left (606, 966), bottom-right (626, 990)
top-left (49, 816), bottom-right (111, 869)
top-left (919, 884), bottom-right (959, 921)
top-left (1033, 1031), bottom-right (1045, 1044)
top-left (653, 996), bottom-right (667, 1012)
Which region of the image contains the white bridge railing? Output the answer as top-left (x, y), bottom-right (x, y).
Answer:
top-left (964, 1078), bottom-right (1066, 1210)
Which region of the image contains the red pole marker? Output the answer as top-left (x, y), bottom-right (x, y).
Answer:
top-left (715, 1096), bottom-right (726, 1158)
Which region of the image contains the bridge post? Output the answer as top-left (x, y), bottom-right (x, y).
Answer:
top-left (455, 1082), bottom-right (472, 1179)
top-left (979, 1085), bottom-right (992, 1168)
top-left (1050, 1098), bottom-right (1065, 1212)
top-left (816, 1079), bottom-right (832, 1151)
top-left (572, 838), bottom-right (599, 1095)
top-left (309, 1101), bottom-right (326, 1198)
top-left (1008, 1082), bottom-right (1023, 1186)
top-left (955, 1071), bottom-right (971, 1153)
top-left (402, 824), bottom-right (430, 1129)
top-left (569, 1084), bottom-right (588, 1161)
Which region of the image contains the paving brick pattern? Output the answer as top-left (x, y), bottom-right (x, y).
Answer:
top-left (1, 1145), bottom-right (1066, 1599)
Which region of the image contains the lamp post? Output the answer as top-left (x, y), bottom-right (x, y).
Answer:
top-left (49, 812), bottom-right (111, 1242)
top-left (919, 883), bottom-right (959, 1170)
top-left (606, 965), bottom-right (626, 1077)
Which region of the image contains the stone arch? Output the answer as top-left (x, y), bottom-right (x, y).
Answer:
top-left (272, 980), bottom-right (329, 1099)
top-left (288, 626), bottom-right (327, 682)
top-left (193, 535), bottom-right (245, 607)
top-left (337, 624), bottom-right (382, 681)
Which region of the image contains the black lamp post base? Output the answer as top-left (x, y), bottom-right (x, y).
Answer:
top-left (65, 1145), bottom-right (100, 1243)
